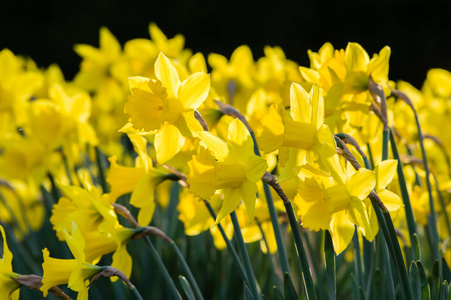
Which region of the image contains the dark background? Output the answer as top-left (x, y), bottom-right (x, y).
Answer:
top-left (1, 0), bottom-right (450, 88)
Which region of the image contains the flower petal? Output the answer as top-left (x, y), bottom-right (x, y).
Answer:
top-left (154, 123), bottom-right (185, 164)
top-left (375, 159), bottom-right (398, 190)
top-left (198, 131), bottom-right (229, 160)
top-left (329, 210), bottom-right (355, 254)
top-left (155, 52), bottom-right (180, 97)
top-left (178, 72), bottom-right (210, 109)
top-left (346, 168), bottom-right (375, 200)
top-left (240, 180), bottom-right (258, 221)
top-left (215, 188), bottom-right (241, 225)
top-left (290, 83), bottom-right (311, 123)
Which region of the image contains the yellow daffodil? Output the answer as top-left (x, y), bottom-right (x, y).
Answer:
top-left (257, 82), bottom-right (335, 181)
top-left (124, 52), bottom-right (210, 163)
top-left (107, 134), bottom-right (172, 226)
top-left (41, 222), bottom-right (105, 299)
top-left (294, 145), bottom-right (376, 254)
top-left (187, 118), bottom-right (268, 224)
top-left (0, 225), bottom-right (21, 300)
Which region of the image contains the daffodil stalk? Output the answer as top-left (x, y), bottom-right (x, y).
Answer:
top-left (230, 211), bottom-right (260, 300)
top-left (391, 89), bottom-right (440, 262)
top-left (95, 146), bottom-right (109, 193)
top-left (262, 172), bottom-right (318, 300)
top-left (389, 129), bottom-right (419, 253)
top-left (111, 204), bottom-right (184, 300)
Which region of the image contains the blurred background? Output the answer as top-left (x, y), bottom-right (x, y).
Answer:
top-left (1, 0), bottom-right (450, 88)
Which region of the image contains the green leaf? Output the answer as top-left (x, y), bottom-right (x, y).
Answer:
top-left (324, 230), bottom-right (336, 300)
top-left (372, 269), bottom-right (383, 300)
top-left (432, 260), bottom-right (440, 300)
top-left (284, 272), bottom-right (298, 300)
top-left (244, 284), bottom-right (255, 300)
top-left (443, 257), bottom-right (451, 283)
top-left (409, 261), bottom-right (420, 300)
top-left (273, 286), bottom-right (284, 300)
top-left (416, 261), bottom-right (430, 300)
top-left (350, 274), bottom-right (362, 300)
top-left (179, 275), bottom-right (196, 300)
top-left (412, 233), bottom-right (421, 263)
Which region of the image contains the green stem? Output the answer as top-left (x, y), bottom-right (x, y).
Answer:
top-left (352, 228), bottom-right (365, 290)
top-left (366, 143), bottom-right (375, 170)
top-left (389, 128), bottom-right (418, 256)
top-left (382, 128), bottom-right (390, 161)
top-left (203, 201), bottom-right (247, 282)
top-left (256, 220), bottom-right (279, 288)
top-left (370, 198), bottom-right (412, 299)
top-left (95, 146), bottom-right (109, 193)
top-left (230, 211), bottom-right (260, 300)
top-left (324, 230), bottom-right (336, 300)
top-left (414, 114), bottom-right (439, 262)
top-left (130, 286), bottom-right (144, 300)
top-left (250, 131), bottom-right (292, 277)
top-left (142, 237), bottom-right (182, 300)
top-left (171, 241), bottom-right (204, 300)
top-left (283, 201), bottom-right (318, 300)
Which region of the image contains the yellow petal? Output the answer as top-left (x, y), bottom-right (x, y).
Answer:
top-left (227, 118), bottom-right (254, 156)
top-left (299, 67), bottom-right (320, 83)
top-left (198, 131), bottom-right (229, 160)
top-left (375, 159), bottom-right (398, 190)
top-left (240, 180), bottom-right (258, 221)
top-left (178, 72), bottom-right (210, 109)
top-left (329, 211), bottom-right (355, 254)
top-left (378, 189), bottom-right (403, 212)
top-left (111, 244), bottom-right (132, 282)
top-left (154, 123), bottom-right (185, 164)
top-left (244, 155), bottom-right (268, 183)
top-left (290, 82), bottom-right (311, 123)
top-left (345, 43), bottom-right (370, 73)
top-left (63, 222), bottom-right (85, 262)
top-left (187, 148), bottom-right (216, 199)
top-left (310, 83), bottom-right (324, 129)
top-left (348, 199), bottom-right (374, 241)
top-left (346, 168), bottom-right (375, 200)
top-left (107, 156), bottom-right (146, 202)
top-left (215, 188), bottom-right (241, 225)
top-left (368, 46), bottom-right (391, 82)
top-left (257, 105), bottom-right (284, 153)
top-left (155, 53), bottom-right (180, 97)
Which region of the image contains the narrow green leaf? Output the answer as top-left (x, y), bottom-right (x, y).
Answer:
top-left (372, 269), bottom-right (383, 300)
top-left (244, 284), bottom-right (255, 300)
top-left (416, 261), bottom-right (430, 300)
top-left (284, 272), bottom-right (298, 300)
top-left (432, 260), bottom-right (440, 300)
top-left (439, 281), bottom-right (448, 300)
top-left (324, 230), bottom-right (336, 300)
top-left (350, 274), bottom-right (361, 300)
top-left (273, 286), bottom-right (284, 300)
top-left (179, 276), bottom-right (196, 300)
top-left (412, 234), bottom-right (421, 263)
top-left (443, 257), bottom-right (451, 283)
top-left (410, 261), bottom-right (420, 300)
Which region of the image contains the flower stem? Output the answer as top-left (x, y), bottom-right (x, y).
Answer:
top-left (230, 211), bottom-right (260, 300)
top-left (389, 128), bottom-right (419, 259)
top-left (203, 200), bottom-right (247, 282)
top-left (142, 237), bottom-right (182, 300)
top-left (171, 241), bottom-right (204, 300)
top-left (130, 285), bottom-right (144, 300)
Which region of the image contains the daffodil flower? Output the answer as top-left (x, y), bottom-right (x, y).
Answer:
top-left (0, 225), bottom-right (21, 300)
top-left (107, 134), bottom-right (172, 226)
top-left (41, 222), bottom-right (105, 299)
top-left (187, 118), bottom-right (268, 224)
top-left (294, 145), bottom-right (376, 254)
top-left (124, 52), bottom-right (210, 163)
top-left (257, 82), bottom-right (335, 181)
